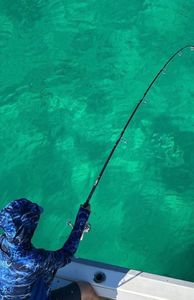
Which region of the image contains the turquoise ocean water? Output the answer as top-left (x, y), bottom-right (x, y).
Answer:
top-left (0, 0), bottom-right (194, 281)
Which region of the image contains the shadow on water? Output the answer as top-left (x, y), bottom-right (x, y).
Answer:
top-left (162, 243), bottom-right (194, 282)
top-left (0, 0), bottom-right (45, 24)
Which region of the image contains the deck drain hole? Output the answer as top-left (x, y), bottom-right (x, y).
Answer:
top-left (93, 272), bottom-right (106, 283)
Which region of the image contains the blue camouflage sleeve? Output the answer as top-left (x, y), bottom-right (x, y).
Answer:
top-left (43, 206), bottom-right (90, 270)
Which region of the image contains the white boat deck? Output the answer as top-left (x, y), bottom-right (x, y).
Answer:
top-left (51, 257), bottom-right (194, 299)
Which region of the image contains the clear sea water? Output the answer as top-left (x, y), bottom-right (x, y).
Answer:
top-left (0, 0), bottom-right (194, 282)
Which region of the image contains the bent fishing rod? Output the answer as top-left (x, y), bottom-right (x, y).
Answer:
top-left (83, 45), bottom-right (194, 208)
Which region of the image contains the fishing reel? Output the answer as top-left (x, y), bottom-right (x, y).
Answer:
top-left (66, 221), bottom-right (91, 241)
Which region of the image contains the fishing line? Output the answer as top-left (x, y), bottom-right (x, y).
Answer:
top-left (83, 45), bottom-right (194, 208)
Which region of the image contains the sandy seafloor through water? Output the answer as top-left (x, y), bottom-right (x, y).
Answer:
top-left (0, 0), bottom-right (194, 281)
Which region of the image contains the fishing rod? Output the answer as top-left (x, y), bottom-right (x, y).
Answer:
top-left (83, 45), bottom-right (194, 208)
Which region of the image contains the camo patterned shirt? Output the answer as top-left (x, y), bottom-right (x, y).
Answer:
top-left (0, 199), bottom-right (90, 299)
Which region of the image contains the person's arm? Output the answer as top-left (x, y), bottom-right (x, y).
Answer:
top-left (43, 205), bottom-right (90, 270)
